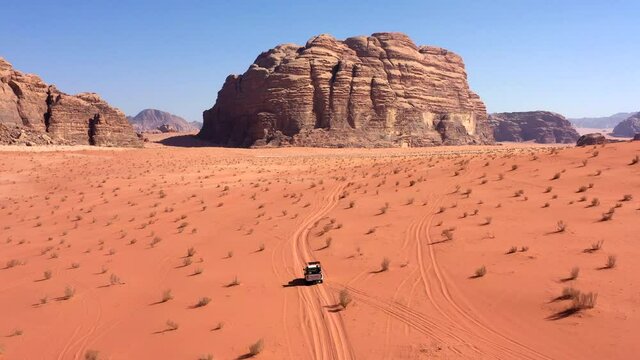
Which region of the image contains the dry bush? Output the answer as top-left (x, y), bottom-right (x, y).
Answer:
top-left (196, 297), bottom-right (211, 307)
top-left (162, 289), bottom-right (173, 303)
top-left (571, 292), bottom-right (597, 311)
top-left (166, 319), bottom-right (179, 331)
top-left (378, 202), bottom-right (390, 215)
top-left (605, 255), bottom-right (617, 269)
top-left (551, 172), bottom-right (561, 180)
top-left (258, 243), bottom-right (265, 252)
top-left (64, 286), bottom-right (76, 300)
top-left (589, 198), bottom-right (600, 207)
top-left (559, 286), bottom-right (580, 300)
top-left (110, 274), bottom-right (122, 285)
top-left (506, 246), bottom-right (518, 254)
top-left (621, 194), bottom-right (633, 202)
top-left (576, 186), bottom-right (588, 193)
top-left (6, 259), bottom-right (20, 268)
top-left (568, 267), bottom-right (580, 280)
top-left (339, 289), bottom-right (353, 309)
top-left (380, 257), bottom-right (390, 272)
top-left (193, 267), bottom-right (203, 276)
top-left (249, 339), bottom-right (264, 356)
top-left (587, 240), bottom-right (604, 252)
top-left (84, 350), bottom-right (100, 360)
top-left (474, 266), bottom-right (487, 278)
top-left (556, 221), bottom-right (567, 233)
top-left (229, 276), bottom-right (240, 287)
top-left (482, 217), bottom-right (492, 226)
top-left (187, 247), bottom-right (196, 257)
top-left (150, 236), bottom-right (162, 247)
top-left (183, 258), bottom-right (193, 267)
top-left (520, 246), bottom-right (529, 252)
top-left (44, 270), bottom-right (52, 280)
top-left (630, 155), bottom-right (639, 165)
top-left (544, 186), bottom-right (553, 193)
top-left (600, 211), bottom-right (614, 222)
top-left (366, 227), bottom-right (376, 235)
top-left (71, 262), bottom-right (80, 269)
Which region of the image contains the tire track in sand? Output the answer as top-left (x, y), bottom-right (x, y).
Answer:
top-left (289, 183), bottom-right (355, 360)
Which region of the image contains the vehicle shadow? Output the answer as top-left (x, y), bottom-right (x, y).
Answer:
top-left (282, 278), bottom-right (312, 288)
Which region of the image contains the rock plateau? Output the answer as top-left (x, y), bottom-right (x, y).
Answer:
top-left (0, 57), bottom-right (140, 147)
top-left (127, 109), bottom-right (199, 133)
top-left (199, 32), bottom-right (493, 147)
top-left (488, 111), bottom-right (579, 144)
top-left (611, 112), bottom-right (640, 138)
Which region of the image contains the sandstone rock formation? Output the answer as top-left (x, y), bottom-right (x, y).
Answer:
top-left (576, 133), bottom-right (607, 146)
top-left (128, 109), bottom-right (199, 133)
top-left (488, 111), bottom-right (579, 144)
top-left (0, 57), bottom-right (140, 147)
top-left (199, 32), bottom-right (493, 147)
top-left (611, 112), bottom-right (640, 137)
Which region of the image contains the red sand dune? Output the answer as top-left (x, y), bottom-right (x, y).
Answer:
top-left (0, 140), bottom-right (638, 359)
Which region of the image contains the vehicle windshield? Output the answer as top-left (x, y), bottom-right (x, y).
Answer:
top-left (305, 267), bottom-right (321, 274)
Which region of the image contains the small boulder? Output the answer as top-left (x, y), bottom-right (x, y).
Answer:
top-left (576, 133), bottom-right (606, 146)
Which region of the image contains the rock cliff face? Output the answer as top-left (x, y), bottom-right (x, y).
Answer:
top-left (488, 111), bottom-right (579, 144)
top-left (199, 32), bottom-right (493, 147)
top-left (0, 57), bottom-right (141, 147)
top-left (128, 109), bottom-right (199, 133)
top-left (612, 112), bottom-right (640, 137)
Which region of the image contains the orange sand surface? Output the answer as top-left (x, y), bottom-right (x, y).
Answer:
top-left (1, 139), bottom-right (639, 359)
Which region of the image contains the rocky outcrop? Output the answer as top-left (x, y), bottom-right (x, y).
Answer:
top-left (128, 109), bottom-right (199, 133)
top-left (488, 111), bottom-right (579, 144)
top-left (0, 57), bottom-right (141, 147)
top-left (577, 133), bottom-right (607, 146)
top-left (199, 32), bottom-right (493, 147)
top-left (611, 112), bottom-right (640, 137)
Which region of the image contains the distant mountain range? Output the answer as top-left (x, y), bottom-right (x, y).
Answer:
top-left (568, 112), bottom-right (636, 129)
top-left (127, 109), bottom-right (202, 133)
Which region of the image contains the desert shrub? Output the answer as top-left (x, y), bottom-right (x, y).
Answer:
top-left (605, 255), bottom-right (617, 269)
top-left (474, 266), bottom-right (487, 278)
top-left (249, 339), bottom-right (264, 356)
top-left (162, 289), bottom-right (173, 302)
top-left (520, 246), bottom-right (529, 252)
top-left (258, 243), bottom-right (265, 252)
top-left (630, 155), bottom-right (639, 165)
top-left (600, 211), bottom-right (614, 221)
top-left (381, 257), bottom-right (390, 272)
top-left (378, 202), bottom-right (389, 215)
top-left (229, 276), bottom-right (240, 286)
top-left (483, 217), bottom-right (492, 225)
top-left (551, 172), bottom-right (561, 180)
top-left (589, 240), bottom-right (604, 252)
top-left (6, 259), bottom-right (20, 268)
top-left (196, 297), bottom-right (211, 307)
top-left (556, 221), bottom-right (567, 232)
top-left (44, 270), bottom-right (52, 280)
top-left (193, 267), bottom-right (203, 275)
top-left (85, 350), bottom-right (100, 360)
top-left (572, 292), bottom-right (597, 310)
top-left (569, 267), bottom-right (580, 280)
top-left (544, 186), bottom-right (553, 193)
top-left (110, 274), bottom-right (121, 285)
top-left (506, 246), bottom-right (517, 254)
top-left (166, 320), bottom-right (179, 331)
top-left (339, 289), bottom-right (353, 309)
top-left (441, 228), bottom-right (455, 241)
top-left (187, 247), bottom-right (196, 257)
top-left (560, 286), bottom-right (580, 300)
top-left (590, 198), bottom-right (600, 207)
top-left (621, 194), bottom-right (633, 202)
top-left (576, 186), bottom-right (588, 193)
top-left (64, 286), bottom-right (76, 300)
top-left (183, 258), bottom-right (193, 267)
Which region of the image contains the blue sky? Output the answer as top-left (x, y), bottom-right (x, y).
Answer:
top-left (2, 0), bottom-right (638, 122)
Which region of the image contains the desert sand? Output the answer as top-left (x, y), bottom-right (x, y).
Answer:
top-left (0, 138), bottom-right (639, 360)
